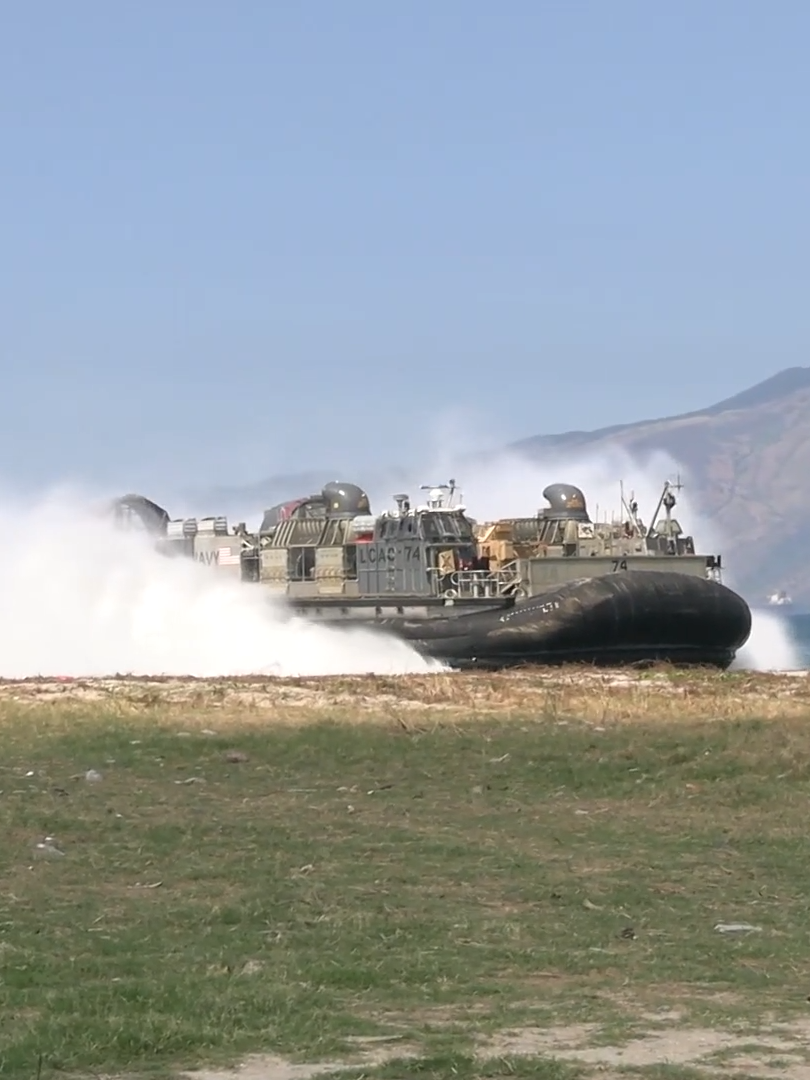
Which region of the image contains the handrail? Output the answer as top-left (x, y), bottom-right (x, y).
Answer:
top-left (429, 562), bottom-right (523, 599)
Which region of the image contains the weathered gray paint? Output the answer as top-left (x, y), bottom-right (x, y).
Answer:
top-left (523, 553), bottom-right (713, 590)
top-left (356, 541), bottom-right (433, 596)
top-left (147, 477), bottom-right (725, 621)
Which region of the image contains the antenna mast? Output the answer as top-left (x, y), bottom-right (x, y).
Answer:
top-left (644, 475), bottom-right (684, 539)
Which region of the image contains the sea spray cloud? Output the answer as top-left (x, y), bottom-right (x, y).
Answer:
top-left (0, 440), bottom-right (799, 678)
top-left (0, 485), bottom-right (441, 678)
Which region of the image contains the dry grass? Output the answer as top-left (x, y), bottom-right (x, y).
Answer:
top-left (1, 665), bottom-right (809, 729)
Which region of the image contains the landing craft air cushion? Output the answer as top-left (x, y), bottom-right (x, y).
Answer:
top-left (111, 477), bottom-right (752, 669)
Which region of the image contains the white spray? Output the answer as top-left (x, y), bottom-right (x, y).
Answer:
top-left (0, 439), bottom-right (800, 678)
top-left (0, 486), bottom-right (441, 678)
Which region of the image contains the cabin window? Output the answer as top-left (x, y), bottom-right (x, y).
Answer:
top-left (423, 512), bottom-right (472, 542)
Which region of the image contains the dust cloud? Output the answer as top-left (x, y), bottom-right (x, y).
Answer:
top-left (0, 487), bottom-right (441, 679)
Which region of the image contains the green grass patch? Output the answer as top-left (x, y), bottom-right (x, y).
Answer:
top-left (2, 702), bottom-right (810, 1078)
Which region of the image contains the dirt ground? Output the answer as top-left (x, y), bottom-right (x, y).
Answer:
top-left (2, 667), bottom-right (810, 726)
top-left (180, 1010), bottom-right (810, 1079)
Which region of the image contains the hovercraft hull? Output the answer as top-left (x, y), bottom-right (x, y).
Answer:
top-left (384, 570), bottom-right (752, 670)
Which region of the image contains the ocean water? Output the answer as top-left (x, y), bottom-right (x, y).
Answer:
top-left (785, 613), bottom-right (810, 668)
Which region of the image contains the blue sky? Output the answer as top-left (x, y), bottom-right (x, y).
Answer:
top-left (2, 0), bottom-right (808, 496)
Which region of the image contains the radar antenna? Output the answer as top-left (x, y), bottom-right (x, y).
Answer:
top-left (419, 478), bottom-right (460, 509)
top-left (619, 480), bottom-right (644, 534)
top-left (645, 475), bottom-right (683, 539)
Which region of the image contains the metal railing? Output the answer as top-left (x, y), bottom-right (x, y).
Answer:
top-left (429, 562), bottom-right (524, 600)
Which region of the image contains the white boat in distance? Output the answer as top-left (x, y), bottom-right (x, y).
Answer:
top-left (768, 589), bottom-right (794, 606)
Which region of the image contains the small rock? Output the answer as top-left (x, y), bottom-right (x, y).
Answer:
top-left (224, 750), bottom-right (249, 763)
top-left (35, 840), bottom-right (65, 858)
top-left (85, 769), bottom-right (102, 783)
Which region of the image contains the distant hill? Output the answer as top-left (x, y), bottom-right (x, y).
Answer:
top-left (511, 366), bottom-right (810, 606)
top-left (179, 367), bottom-right (810, 608)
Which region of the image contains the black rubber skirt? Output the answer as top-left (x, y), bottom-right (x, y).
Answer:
top-left (393, 571), bottom-right (753, 670)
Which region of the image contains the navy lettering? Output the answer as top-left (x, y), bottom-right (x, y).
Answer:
top-left (358, 543), bottom-right (422, 565)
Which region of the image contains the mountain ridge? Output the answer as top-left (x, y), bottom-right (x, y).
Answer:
top-left (511, 367), bottom-right (810, 451)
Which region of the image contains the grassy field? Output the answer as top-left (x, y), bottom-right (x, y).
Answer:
top-left (3, 667), bottom-right (810, 1080)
